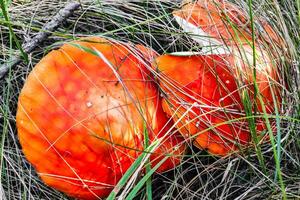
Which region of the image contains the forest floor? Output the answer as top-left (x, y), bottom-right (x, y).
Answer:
top-left (0, 0), bottom-right (299, 199)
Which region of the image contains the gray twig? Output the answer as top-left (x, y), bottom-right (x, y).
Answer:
top-left (0, 2), bottom-right (81, 79)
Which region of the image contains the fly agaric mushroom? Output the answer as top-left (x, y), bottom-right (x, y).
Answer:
top-left (154, 0), bottom-right (282, 155)
top-left (16, 37), bottom-right (185, 199)
top-left (173, 0), bottom-right (283, 51)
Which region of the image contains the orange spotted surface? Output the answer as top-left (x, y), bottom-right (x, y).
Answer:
top-left (16, 37), bottom-right (185, 199)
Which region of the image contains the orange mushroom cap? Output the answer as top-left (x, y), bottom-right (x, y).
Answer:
top-left (173, 0), bottom-right (283, 48)
top-left (154, 0), bottom-right (282, 156)
top-left (16, 37), bottom-right (185, 199)
top-left (155, 51), bottom-right (279, 155)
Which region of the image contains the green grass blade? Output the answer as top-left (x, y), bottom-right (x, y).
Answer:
top-left (242, 90), bottom-right (267, 173)
top-left (125, 156), bottom-right (169, 200)
top-left (0, 0), bottom-right (28, 63)
top-left (143, 123), bottom-right (152, 200)
top-left (106, 140), bottom-right (159, 200)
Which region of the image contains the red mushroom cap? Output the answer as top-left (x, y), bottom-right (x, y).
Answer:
top-left (155, 50), bottom-right (280, 155)
top-left (16, 37), bottom-right (185, 199)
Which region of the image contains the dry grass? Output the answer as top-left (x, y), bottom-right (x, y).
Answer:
top-left (0, 0), bottom-right (299, 199)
